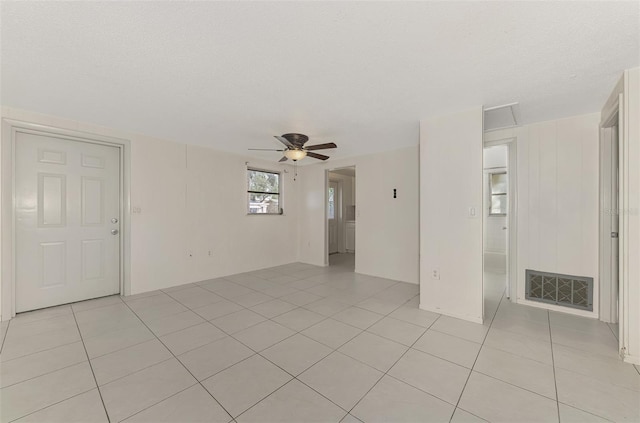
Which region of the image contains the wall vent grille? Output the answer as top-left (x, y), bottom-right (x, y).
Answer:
top-left (525, 270), bottom-right (593, 311)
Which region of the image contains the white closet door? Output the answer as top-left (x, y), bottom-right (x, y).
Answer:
top-left (15, 131), bottom-right (120, 312)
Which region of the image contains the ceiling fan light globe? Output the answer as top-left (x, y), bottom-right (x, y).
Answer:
top-left (284, 149), bottom-right (307, 161)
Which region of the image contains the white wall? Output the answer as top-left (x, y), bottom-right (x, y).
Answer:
top-left (486, 113), bottom-right (600, 317)
top-left (1, 107), bottom-right (299, 318)
top-left (484, 145), bottom-right (508, 169)
top-left (297, 146), bottom-right (419, 284)
top-left (420, 107), bottom-right (484, 323)
top-left (517, 113), bottom-right (600, 316)
top-left (131, 141), bottom-right (300, 294)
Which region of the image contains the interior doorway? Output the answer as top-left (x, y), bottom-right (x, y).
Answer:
top-left (599, 106), bottom-right (620, 329)
top-left (328, 180), bottom-right (339, 254)
top-left (326, 166), bottom-right (356, 270)
top-left (482, 138), bottom-right (517, 320)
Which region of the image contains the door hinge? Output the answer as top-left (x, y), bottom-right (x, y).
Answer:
top-left (611, 232), bottom-right (619, 238)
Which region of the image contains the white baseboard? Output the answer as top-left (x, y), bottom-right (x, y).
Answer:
top-left (623, 353), bottom-right (640, 365)
top-left (419, 304), bottom-right (483, 324)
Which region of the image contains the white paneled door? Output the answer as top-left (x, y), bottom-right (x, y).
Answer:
top-left (15, 132), bottom-right (120, 312)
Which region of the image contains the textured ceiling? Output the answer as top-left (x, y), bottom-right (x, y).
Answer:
top-left (1, 1), bottom-right (638, 162)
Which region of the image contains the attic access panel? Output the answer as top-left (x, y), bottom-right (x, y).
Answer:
top-left (484, 103), bottom-right (520, 131)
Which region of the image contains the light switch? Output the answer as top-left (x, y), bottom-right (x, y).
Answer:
top-left (468, 207), bottom-right (477, 218)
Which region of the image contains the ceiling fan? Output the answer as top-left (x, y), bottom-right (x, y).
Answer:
top-left (249, 133), bottom-right (337, 162)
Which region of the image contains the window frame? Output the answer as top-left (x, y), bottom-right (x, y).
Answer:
top-left (489, 171), bottom-right (507, 217)
top-left (246, 167), bottom-right (283, 215)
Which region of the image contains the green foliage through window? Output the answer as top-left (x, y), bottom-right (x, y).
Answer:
top-left (248, 169), bottom-right (281, 214)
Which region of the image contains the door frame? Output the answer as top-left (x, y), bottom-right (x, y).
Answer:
top-left (327, 179), bottom-right (342, 255)
top-left (599, 94), bottom-right (625, 354)
top-left (599, 110), bottom-right (620, 324)
top-left (1, 119), bottom-right (131, 320)
top-left (324, 166), bottom-right (356, 266)
top-left (483, 137), bottom-right (518, 302)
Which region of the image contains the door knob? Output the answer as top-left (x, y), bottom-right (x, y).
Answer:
top-left (111, 229), bottom-right (119, 235)
top-left (111, 218), bottom-right (118, 224)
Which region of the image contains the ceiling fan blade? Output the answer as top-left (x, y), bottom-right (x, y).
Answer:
top-left (304, 142), bottom-right (337, 151)
top-left (306, 152), bottom-right (330, 161)
top-left (274, 136), bottom-right (294, 148)
top-left (278, 156), bottom-right (288, 162)
top-left (248, 148), bottom-right (285, 151)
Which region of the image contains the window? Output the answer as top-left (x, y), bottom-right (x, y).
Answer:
top-left (247, 168), bottom-right (281, 214)
top-left (328, 186), bottom-right (335, 219)
top-left (489, 172), bottom-right (507, 216)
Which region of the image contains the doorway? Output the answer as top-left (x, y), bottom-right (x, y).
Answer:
top-left (326, 166), bottom-right (356, 270)
top-left (599, 108), bottom-right (620, 329)
top-left (328, 180), bottom-right (339, 255)
top-left (2, 120), bottom-right (130, 318)
top-left (15, 132), bottom-right (121, 312)
top-left (482, 138), bottom-right (517, 319)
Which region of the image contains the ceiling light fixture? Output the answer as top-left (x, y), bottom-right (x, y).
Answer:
top-left (284, 149), bottom-right (307, 161)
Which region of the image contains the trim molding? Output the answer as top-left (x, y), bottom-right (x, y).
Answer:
top-left (1, 119), bottom-right (132, 320)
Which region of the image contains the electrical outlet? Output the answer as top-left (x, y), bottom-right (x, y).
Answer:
top-left (431, 269), bottom-right (440, 280)
top-left (208, 250), bottom-right (213, 257)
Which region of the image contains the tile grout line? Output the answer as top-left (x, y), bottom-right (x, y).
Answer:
top-left (138, 288), bottom-right (326, 362)
top-left (0, 271), bottom-right (296, 378)
top-left (118, 299), bottom-right (236, 423)
top-left (462, 369), bottom-right (558, 402)
top-left (179, 277), bottom-right (411, 356)
top-left (0, 324), bottom-right (87, 364)
top-left (0, 353), bottom-right (88, 390)
top-left (118, 382), bottom-right (215, 423)
top-left (5, 307), bottom-right (73, 327)
top-left (548, 309), bottom-right (562, 423)
top-left (6, 263), bottom-right (631, 421)
top-left (70, 307), bottom-right (112, 423)
top-left (345, 313), bottom-right (442, 418)
top-left (605, 321), bottom-right (618, 340)
top-left (556, 401), bottom-right (617, 423)
top-left (476, 340), bottom-right (554, 367)
top-left (0, 336), bottom-right (84, 364)
top-left (7, 387), bottom-right (99, 423)
top-left (426, 326), bottom-right (487, 346)
top-left (229, 291), bottom-right (421, 421)
top-left (303, 279), bottom-right (628, 422)
top-left (168, 285), bottom-right (355, 420)
top-left (448, 289), bottom-right (505, 423)
top-left (0, 319), bottom-right (12, 355)
top-left (4, 262), bottom-right (412, 423)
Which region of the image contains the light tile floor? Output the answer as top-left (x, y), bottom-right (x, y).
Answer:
top-left (1, 254), bottom-right (638, 422)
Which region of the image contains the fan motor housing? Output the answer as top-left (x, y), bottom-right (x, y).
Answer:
top-left (282, 133), bottom-right (309, 147)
